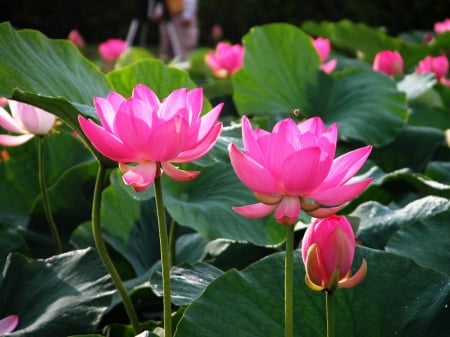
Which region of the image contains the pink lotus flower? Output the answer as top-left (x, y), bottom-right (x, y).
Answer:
top-left (68, 29), bottom-right (85, 48)
top-left (416, 55), bottom-right (450, 86)
top-left (205, 42), bottom-right (245, 78)
top-left (373, 50), bottom-right (404, 76)
top-left (434, 18), bottom-right (450, 34)
top-left (79, 85), bottom-right (223, 191)
top-left (301, 215), bottom-right (367, 293)
top-left (228, 116), bottom-right (372, 226)
top-left (98, 38), bottom-right (128, 63)
top-left (312, 37), bottom-right (337, 74)
top-left (0, 315), bottom-right (19, 334)
top-left (0, 100), bottom-right (56, 146)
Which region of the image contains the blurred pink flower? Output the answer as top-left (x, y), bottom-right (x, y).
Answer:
top-left (0, 315), bottom-right (19, 334)
top-left (228, 116), bottom-right (372, 226)
top-left (79, 84), bottom-right (223, 191)
top-left (301, 215), bottom-right (367, 293)
top-left (373, 50), bottom-right (404, 76)
top-left (0, 97), bottom-right (8, 107)
top-left (0, 100), bottom-right (56, 146)
top-left (205, 42), bottom-right (245, 78)
top-left (68, 29), bottom-right (85, 48)
top-left (98, 38), bottom-right (128, 63)
top-left (312, 37), bottom-right (337, 74)
top-left (416, 55), bottom-right (450, 86)
top-left (211, 24), bottom-right (223, 41)
top-left (434, 18), bottom-right (450, 34)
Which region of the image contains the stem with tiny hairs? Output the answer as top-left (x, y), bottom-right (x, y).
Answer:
top-left (91, 163), bottom-right (141, 334)
top-left (38, 136), bottom-right (62, 255)
top-left (285, 225), bottom-right (295, 337)
top-left (154, 173), bottom-right (173, 337)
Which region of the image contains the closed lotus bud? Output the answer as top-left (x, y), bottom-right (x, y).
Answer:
top-left (301, 215), bottom-right (367, 293)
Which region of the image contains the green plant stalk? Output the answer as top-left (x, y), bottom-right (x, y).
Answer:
top-left (154, 174), bottom-right (173, 337)
top-left (91, 164), bottom-right (141, 334)
top-left (326, 291), bottom-right (335, 337)
top-left (38, 136), bottom-right (62, 254)
top-left (285, 225), bottom-right (295, 337)
top-left (168, 219), bottom-right (177, 266)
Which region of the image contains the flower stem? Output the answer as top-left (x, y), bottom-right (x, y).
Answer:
top-left (285, 225), bottom-right (295, 337)
top-left (154, 175), bottom-right (172, 337)
top-left (91, 164), bottom-right (141, 334)
top-left (38, 136), bottom-right (62, 255)
top-left (325, 291), bottom-right (335, 337)
top-left (168, 219), bottom-right (177, 266)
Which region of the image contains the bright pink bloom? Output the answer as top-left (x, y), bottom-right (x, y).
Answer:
top-left (0, 100), bottom-right (56, 146)
top-left (434, 18), bottom-right (450, 34)
top-left (98, 38), bottom-right (128, 63)
top-left (228, 116), bottom-right (372, 226)
top-left (301, 215), bottom-right (367, 293)
top-left (68, 29), bottom-right (85, 48)
top-left (0, 315), bottom-right (19, 334)
top-left (311, 37), bottom-right (337, 74)
top-left (205, 42), bottom-right (245, 78)
top-left (373, 50), bottom-right (404, 76)
top-left (79, 85), bottom-right (223, 191)
top-left (416, 55), bottom-right (450, 86)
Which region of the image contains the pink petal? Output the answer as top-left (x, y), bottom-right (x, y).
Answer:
top-left (161, 162), bottom-right (200, 181)
top-left (159, 88), bottom-right (188, 120)
top-left (9, 100), bottom-right (55, 135)
top-left (120, 161), bottom-right (158, 191)
top-left (274, 196), bottom-right (301, 225)
top-left (232, 202), bottom-right (276, 219)
top-left (306, 204), bottom-right (344, 218)
top-left (339, 258), bottom-right (367, 289)
top-left (146, 116), bottom-right (188, 161)
top-left (307, 178), bottom-right (372, 206)
top-left (186, 88), bottom-right (204, 122)
top-left (0, 134), bottom-right (34, 146)
top-left (321, 145), bottom-right (372, 188)
top-left (228, 143), bottom-right (280, 194)
top-left (94, 96), bottom-right (121, 133)
top-left (0, 314), bottom-right (19, 334)
top-left (282, 147), bottom-right (331, 195)
top-left (176, 122), bottom-right (222, 162)
top-left (78, 115), bottom-right (137, 162)
top-left (0, 106), bottom-right (25, 133)
top-left (132, 84), bottom-right (161, 118)
top-left (241, 116), bottom-right (267, 164)
top-left (320, 59), bottom-right (337, 74)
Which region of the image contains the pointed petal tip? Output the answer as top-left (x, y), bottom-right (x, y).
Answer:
top-left (339, 258), bottom-right (367, 289)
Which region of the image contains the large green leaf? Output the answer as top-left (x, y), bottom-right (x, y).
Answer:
top-left (0, 22), bottom-right (114, 164)
top-left (107, 59), bottom-right (198, 99)
top-left (174, 249), bottom-right (450, 337)
top-left (306, 69), bottom-right (407, 145)
top-left (352, 196), bottom-right (450, 249)
top-left (0, 248), bottom-right (114, 337)
top-left (233, 23), bottom-right (320, 121)
top-left (385, 209), bottom-right (450, 276)
top-left (233, 23), bottom-right (407, 146)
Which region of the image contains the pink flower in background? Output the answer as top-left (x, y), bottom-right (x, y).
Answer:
top-left (301, 215), bottom-right (367, 292)
top-left (0, 97), bottom-right (8, 107)
top-left (312, 37), bottom-right (337, 74)
top-left (79, 84), bottom-right (223, 192)
top-left (205, 42), bottom-right (245, 78)
top-left (434, 18), bottom-right (450, 34)
top-left (228, 116), bottom-right (372, 226)
top-left (68, 29), bottom-right (85, 48)
top-left (0, 100), bottom-right (56, 146)
top-left (373, 50), bottom-right (404, 76)
top-left (416, 55), bottom-right (450, 86)
top-left (98, 38), bottom-right (128, 63)
top-left (211, 24), bottom-right (223, 41)
top-left (0, 315), bottom-right (19, 334)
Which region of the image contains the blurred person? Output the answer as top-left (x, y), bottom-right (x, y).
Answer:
top-left (152, 0), bottom-right (199, 61)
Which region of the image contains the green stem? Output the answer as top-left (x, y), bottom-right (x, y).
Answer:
top-left (91, 164), bottom-right (141, 334)
top-left (154, 175), bottom-right (172, 337)
top-left (168, 219), bottom-right (177, 266)
top-left (38, 136), bottom-right (62, 254)
top-left (325, 291), bottom-right (335, 337)
top-left (285, 225), bottom-right (295, 337)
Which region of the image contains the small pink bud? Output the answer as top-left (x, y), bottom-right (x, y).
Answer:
top-left (434, 18), bottom-right (450, 34)
top-left (373, 50), bottom-right (404, 76)
top-left (68, 29), bottom-right (85, 48)
top-left (301, 215), bottom-right (367, 293)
